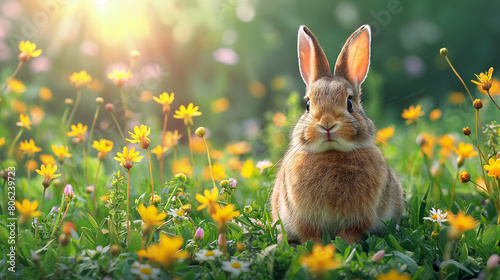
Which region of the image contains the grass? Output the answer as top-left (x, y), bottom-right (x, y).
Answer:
top-left (2, 44), bottom-right (500, 280)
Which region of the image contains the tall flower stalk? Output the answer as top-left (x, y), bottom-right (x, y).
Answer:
top-left (34, 164), bottom-right (61, 248)
top-left (174, 103), bottom-right (202, 180)
top-left (67, 123), bottom-right (89, 184)
top-left (114, 146), bottom-right (143, 249)
top-left (153, 92), bottom-right (175, 184)
top-left (0, 41), bottom-right (42, 95)
top-left (92, 139), bottom-right (113, 215)
top-left (66, 71), bottom-right (92, 134)
top-left (127, 125), bottom-right (154, 197)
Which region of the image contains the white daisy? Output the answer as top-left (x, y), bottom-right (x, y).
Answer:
top-left (130, 261), bottom-right (160, 280)
top-left (194, 249), bottom-right (223, 261)
top-left (423, 207), bottom-right (448, 227)
top-left (221, 258), bottom-right (251, 276)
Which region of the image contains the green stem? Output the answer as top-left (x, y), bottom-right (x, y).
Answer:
top-left (187, 126), bottom-right (197, 182)
top-left (203, 136), bottom-right (216, 189)
top-left (0, 61), bottom-right (23, 95)
top-left (65, 89), bottom-right (82, 136)
top-left (88, 103), bottom-right (101, 151)
top-left (449, 168), bottom-right (459, 210)
top-left (34, 187), bottom-right (47, 249)
top-left (93, 160), bottom-right (102, 216)
top-left (444, 55), bottom-right (473, 102)
top-left (119, 87), bottom-right (129, 128)
top-left (50, 194), bottom-right (65, 237)
top-left (147, 149), bottom-right (155, 198)
top-left (55, 202), bottom-right (71, 237)
top-left (110, 111), bottom-right (126, 143)
top-left (487, 89), bottom-right (500, 111)
top-left (82, 143), bottom-right (89, 184)
top-left (126, 169), bottom-right (131, 250)
top-left (60, 106), bottom-right (70, 139)
top-left (8, 128), bottom-right (24, 155)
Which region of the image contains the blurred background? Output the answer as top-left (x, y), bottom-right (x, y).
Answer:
top-left (1, 0), bottom-right (500, 146)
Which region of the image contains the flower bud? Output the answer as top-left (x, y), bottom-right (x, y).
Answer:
top-left (175, 173), bottom-right (187, 183)
top-left (462, 127), bottom-right (471, 136)
top-left (456, 155), bottom-right (465, 168)
top-left (130, 50), bottom-right (141, 59)
top-left (195, 127), bottom-right (206, 137)
top-left (236, 242), bottom-right (244, 253)
top-left (64, 184), bottom-right (74, 198)
top-left (110, 245), bottom-right (121, 257)
top-left (184, 118), bottom-right (193, 127)
top-left (371, 250), bottom-right (385, 263)
top-left (244, 205), bottom-right (253, 214)
top-left (439, 48), bottom-right (448, 56)
top-left (194, 228), bottom-right (204, 241)
top-left (19, 52), bottom-right (30, 62)
top-left (59, 233), bottom-right (70, 246)
top-left (96, 97), bottom-right (104, 105)
top-left (86, 185), bottom-right (94, 194)
top-left (487, 254), bottom-right (499, 271)
top-left (473, 99), bottom-right (483, 110)
top-left (459, 171), bottom-right (471, 183)
top-left (431, 231), bottom-right (439, 239)
top-left (180, 204), bottom-right (192, 215)
top-left (65, 98), bottom-right (74, 106)
top-left (105, 103), bottom-right (114, 112)
top-left (150, 194), bottom-right (161, 204)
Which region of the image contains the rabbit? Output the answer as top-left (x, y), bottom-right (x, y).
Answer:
top-left (271, 25), bottom-right (405, 245)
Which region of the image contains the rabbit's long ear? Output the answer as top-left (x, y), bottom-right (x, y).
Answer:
top-left (334, 25), bottom-right (371, 88)
top-left (298, 25), bottom-right (331, 87)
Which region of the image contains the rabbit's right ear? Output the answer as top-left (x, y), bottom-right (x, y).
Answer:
top-left (298, 25), bottom-right (331, 87)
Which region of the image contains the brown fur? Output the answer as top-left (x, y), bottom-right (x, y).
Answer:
top-left (271, 25), bottom-right (405, 244)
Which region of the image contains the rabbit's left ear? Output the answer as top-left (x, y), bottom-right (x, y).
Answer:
top-left (334, 25), bottom-right (371, 87)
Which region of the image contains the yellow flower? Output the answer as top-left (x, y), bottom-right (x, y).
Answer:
top-left (36, 163), bottom-right (61, 188)
top-left (376, 126), bottom-right (394, 146)
top-left (273, 112), bottom-right (287, 127)
top-left (15, 199), bottom-right (40, 225)
top-left (190, 137), bottom-right (206, 154)
top-left (11, 99), bottom-right (26, 112)
top-left (417, 133), bottom-right (436, 158)
top-left (67, 123), bottom-right (88, 143)
top-left (137, 204), bottom-right (167, 234)
top-left (173, 103), bottom-right (202, 126)
top-left (226, 141), bottom-right (251, 155)
top-left (151, 145), bottom-right (168, 160)
top-left (153, 92), bottom-right (175, 111)
top-left (472, 67), bottom-right (493, 91)
top-left (429, 108), bottom-right (442, 121)
top-left (196, 187), bottom-right (219, 213)
top-left (0, 137), bottom-right (5, 146)
top-left (40, 87), bottom-right (52, 101)
top-left (114, 146), bottom-right (143, 170)
top-left (240, 160), bottom-right (255, 178)
top-left (203, 163), bottom-right (227, 181)
top-left (229, 157), bottom-right (242, 171)
top-left (40, 155), bottom-right (56, 165)
top-left (92, 139), bottom-right (114, 160)
top-left (448, 211), bottom-right (478, 236)
top-left (69, 70), bottom-right (92, 89)
top-left (107, 69), bottom-right (131, 87)
top-left (484, 158), bottom-right (500, 178)
top-left (401, 105), bottom-right (424, 124)
top-left (51, 145), bottom-right (72, 162)
top-left (140, 90), bottom-right (153, 102)
top-left (29, 106), bottom-right (44, 126)
top-left (8, 78), bottom-right (26, 93)
top-left (455, 142), bottom-right (477, 159)
top-left (26, 160), bottom-right (38, 172)
top-left (141, 234), bottom-right (188, 268)
top-left (211, 97), bottom-right (230, 113)
top-left (478, 77), bottom-right (500, 96)
top-left (376, 269), bottom-right (411, 280)
top-left (127, 125), bottom-right (151, 149)
top-left (172, 158), bottom-right (192, 177)
top-left (16, 113), bottom-right (31, 130)
top-left (19, 139), bottom-right (41, 157)
top-left (438, 134), bottom-right (454, 157)
top-left (211, 204), bottom-right (240, 232)
top-left (163, 130), bottom-right (182, 149)
top-left (18, 41), bottom-right (42, 62)
top-left (448, 92), bottom-right (466, 104)
top-left (300, 244), bottom-right (340, 277)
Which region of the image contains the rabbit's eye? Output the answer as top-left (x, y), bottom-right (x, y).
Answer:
top-left (347, 97), bottom-right (353, 113)
top-left (306, 100), bottom-right (311, 112)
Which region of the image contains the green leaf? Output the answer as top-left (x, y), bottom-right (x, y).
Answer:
top-left (86, 212), bottom-right (99, 231)
top-left (322, 230), bottom-right (332, 246)
top-left (332, 236), bottom-right (349, 254)
top-left (440, 260), bottom-right (474, 276)
top-left (418, 182), bottom-right (431, 225)
top-left (385, 235), bottom-right (404, 253)
top-left (127, 230), bottom-right (142, 253)
top-left (393, 251), bottom-right (418, 274)
top-left (481, 225), bottom-right (499, 247)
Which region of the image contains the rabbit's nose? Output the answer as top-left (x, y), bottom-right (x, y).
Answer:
top-left (318, 122), bottom-right (337, 132)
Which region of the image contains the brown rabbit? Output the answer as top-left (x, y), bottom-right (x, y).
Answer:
top-left (271, 25), bottom-right (405, 245)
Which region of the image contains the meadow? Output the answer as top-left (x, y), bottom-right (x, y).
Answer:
top-left (2, 2), bottom-right (500, 280)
